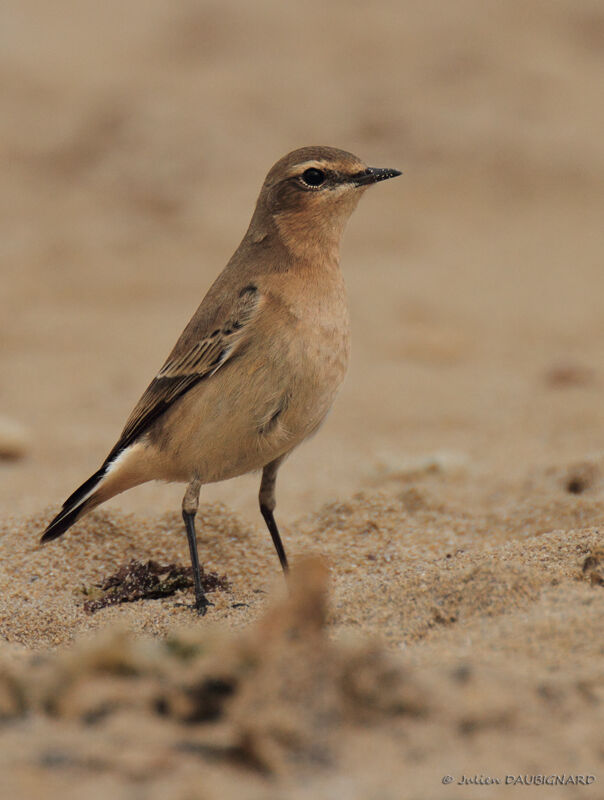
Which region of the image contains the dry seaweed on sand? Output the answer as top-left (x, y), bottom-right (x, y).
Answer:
top-left (81, 559), bottom-right (229, 613)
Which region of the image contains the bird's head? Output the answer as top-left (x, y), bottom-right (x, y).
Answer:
top-left (251, 146), bottom-right (401, 259)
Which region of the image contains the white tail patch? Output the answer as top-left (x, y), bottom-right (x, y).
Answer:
top-left (92, 442), bottom-right (151, 506)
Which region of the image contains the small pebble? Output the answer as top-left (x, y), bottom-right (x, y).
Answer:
top-left (0, 416), bottom-right (30, 460)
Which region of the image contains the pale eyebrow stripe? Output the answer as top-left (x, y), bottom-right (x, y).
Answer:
top-left (283, 160), bottom-right (329, 178)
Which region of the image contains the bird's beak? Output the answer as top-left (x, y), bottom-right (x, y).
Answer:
top-left (353, 166), bottom-right (402, 187)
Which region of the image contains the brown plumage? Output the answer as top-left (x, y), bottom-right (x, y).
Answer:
top-left (41, 146), bottom-right (401, 613)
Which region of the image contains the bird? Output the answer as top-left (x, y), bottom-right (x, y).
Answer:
top-left (41, 146), bottom-right (401, 613)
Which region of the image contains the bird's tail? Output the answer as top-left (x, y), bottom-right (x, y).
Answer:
top-left (41, 465), bottom-right (108, 543)
top-left (41, 442), bottom-right (150, 544)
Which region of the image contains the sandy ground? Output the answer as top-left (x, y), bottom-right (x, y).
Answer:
top-left (1, 0), bottom-right (604, 797)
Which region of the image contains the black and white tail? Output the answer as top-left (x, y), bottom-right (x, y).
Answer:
top-left (40, 464), bottom-right (108, 543)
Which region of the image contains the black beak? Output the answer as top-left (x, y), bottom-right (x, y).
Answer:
top-left (353, 166), bottom-right (402, 187)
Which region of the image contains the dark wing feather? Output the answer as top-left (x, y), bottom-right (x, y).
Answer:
top-left (106, 285), bottom-right (261, 462)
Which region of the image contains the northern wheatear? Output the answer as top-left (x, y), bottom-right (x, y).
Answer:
top-left (41, 146), bottom-right (401, 612)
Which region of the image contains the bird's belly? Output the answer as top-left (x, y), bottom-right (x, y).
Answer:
top-left (147, 316), bottom-right (350, 484)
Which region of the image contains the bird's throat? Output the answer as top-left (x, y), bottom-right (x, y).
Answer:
top-left (273, 208), bottom-right (345, 263)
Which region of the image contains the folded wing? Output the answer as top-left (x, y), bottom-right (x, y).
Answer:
top-left (109, 284), bottom-right (262, 461)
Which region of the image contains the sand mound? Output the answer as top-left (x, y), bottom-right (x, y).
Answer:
top-left (2, 463), bottom-right (603, 657)
top-left (0, 559), bottom-right (601, 800)
top-left (0, 467), bottom-right (603, 797)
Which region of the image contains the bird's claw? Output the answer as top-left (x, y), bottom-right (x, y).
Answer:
top-left (174, 597), bottom-right (213, 615)
top-left (195, 596), bottom-right (213, 616)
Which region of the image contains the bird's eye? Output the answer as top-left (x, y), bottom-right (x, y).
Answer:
top-left (300, 168), bottom-right (326, 187)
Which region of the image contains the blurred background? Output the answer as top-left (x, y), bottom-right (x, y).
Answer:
top-left (1, 0), bottom-right (603, 522)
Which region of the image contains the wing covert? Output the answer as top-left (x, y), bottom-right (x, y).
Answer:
top-left (106, 284), bottom-right (261, 462)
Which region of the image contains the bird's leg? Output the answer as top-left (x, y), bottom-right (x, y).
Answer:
top-left (181, 478), bottom-right (211, 614)
top-left (259, 458), bottom-right (289, 574)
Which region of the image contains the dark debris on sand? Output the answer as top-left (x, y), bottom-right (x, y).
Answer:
top-left (82, 559), bottom-right (230, 613)
top-left (581, 547), bottom-right (604, 587)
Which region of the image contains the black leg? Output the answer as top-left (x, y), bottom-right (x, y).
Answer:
top-left (259, 459), bottom-right (289, 575)
top-left (182, 509), bottom-right (211, 615)
top-left (260, 503), bottom-right (289, 574)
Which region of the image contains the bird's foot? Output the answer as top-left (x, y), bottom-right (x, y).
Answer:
top-left (174, 596), bottom-right (213, 615)
top-left (195, 595), bottom-right (213, 616)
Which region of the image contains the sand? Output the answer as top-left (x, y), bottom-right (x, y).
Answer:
top-left (1, 0), bottom-right (604, 797)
